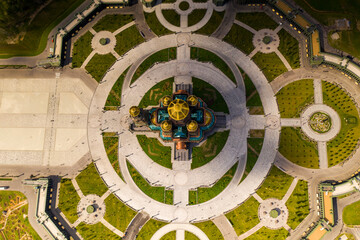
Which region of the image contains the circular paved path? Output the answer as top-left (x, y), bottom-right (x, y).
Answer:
top-left (88, 34), bottom-right (280, 222)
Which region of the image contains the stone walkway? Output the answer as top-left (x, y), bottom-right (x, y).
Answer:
top-left (88, 33), bottom-right (280, 222)
top-left (150, 223), bottom-right (209, 240)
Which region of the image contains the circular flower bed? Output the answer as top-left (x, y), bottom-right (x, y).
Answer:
top-left (309, 112), bottom-right (332, 133)
top-left (99, 38), bottom-right (108, 45)
top-left (269, 209), bottom-right (279, 218)
top-left (86, 205), bottom-right (95, 213)
top-left (262, 36), bottom-right (272, 44)
top-left (179, 1), bottom-right (189, 11)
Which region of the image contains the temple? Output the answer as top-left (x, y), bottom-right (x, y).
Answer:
top-left (129, 90), bottom-right (216, 149)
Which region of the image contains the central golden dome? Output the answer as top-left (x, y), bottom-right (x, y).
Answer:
top-left (168, 99), bottom-right (189, 121)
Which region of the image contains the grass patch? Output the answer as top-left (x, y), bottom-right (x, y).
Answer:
top-left (77, 222), bottom-right (120, 239)
top-left (279, 127), bottom-right (319, 168)
top-left (138, 219), bottom-right (167, 240)
top-left (244, 227), bottom-right (289, 240)
top-left (226, 197), bottom-right (260, 235)
top-left (189, 162), bottom-right (237, 204)
top-left (192, 130), bottom-right (230, 169)
top-left (185, 231), bottom-right (200, 239)
top-left (76, 162), bottom-right (108, 196)
top-left (276, 79), bottom-right (314, 118)
top-left (257, 166), bottom-right (294, 200)
top-left (103, 134), bottom-right (124, 181)
top-left (72, 31), bottom-right (93, 68)
top-left (93, 14), bottom-right (133, 33)
top-left (343, 200), bottom-right (360, 226)
top-left (194, 221), bottom-right (224, 240)
top-left (224, 24), bottom-right (254, 55)
top-left (236, 12), bottom-right (278, 31)
top-left (131, 48), bottom-right (176, 84)
top-left (242, 138), bottom-right (264, 181)
top-left (105, 67), bottom-right (130, 110)
top-left (240, 66), bottom-right (264, 110)
top-left (114, 25), bottom-right (144, 56)
top-left (278, 29), bottom-right (300, 69)
top-left (323, 81), bottom-right (360, 167)
top-left (58, 179), bottom-right (80, 224)
top-left (139, 78), bottom-right (174, 108)
top-left (0, 191), bottom-right (41, 240)
top-left (104, 194), bottom-right (137, 232)
top-left (160, 231), bottom-right (176, 240)
top-left (145, 12), bottom-right (172, 36)
top-left (188, 9), bottom-right (207, 26)
top-left (85, 53), bottom-right (116, 82)
top-left (127, 161), bottom-right (173, 204)
top-left (335, 233), bottom-right (356, 240)
top-left (162, 10), bottom-right (180, 27)
top-left (0, 178), bottom-right (12, 181)
top-left (286, 180), bottom-right (309, 229)
top-left (137, 135), bottom-right (172, 169)
top-left (191, 47), bottom-right (236, 85)
top-left (196, 11), bottom-right (224, 35)
top-left (192, 77), bottom-right (229, 113)
top-left (252, 52), bottom-right (287, 82)
top-left (0, 0), bottom-right (84, 58)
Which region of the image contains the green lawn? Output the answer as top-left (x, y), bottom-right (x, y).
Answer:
top-left (188, 9), bottom-right (207, 26)
top-left (236, 12), bottom-right (278, 31)
top-left (105, 67), bottom-right (130, 110)
top-left (189, 162), bottom-right (237, 204)
top-left (103, 194), bottom-right (137, 232)
top-left (244, 227), bottom-right (289, 240)
top-left (145, 12), bottom-right (172, 36)
top-left (191, 47), bottom-right (236, 85)
top-left (335, 233), bottom-right (356, 240)
top-left (160, 231), bottom-right (176, 240)
top-left (185, 231), bottom-right (200, 240)
top-left (323, 81), bottom-right (360, 167)
top-left (252, 52), bottom-right (288, 82)
top-left (103, 133), bottom-right (124, 181)
top-left (0, 0), bottom-right (85, 58)
top-left (257, 166), bottom-right (294, 200)
top-left (343, 200), bottom-right (360, 225)
top-left (196, 11), bottom-right (224, 35)
top-left (139, 78), bottom-right (174, 108)
top-left (278, 29), bottom-right (300, 69)
top-left (137, 219), bottom-right (167, 240)
top-left (242, 138), bottom-right (264, 181)
top-left (224, 24), bottom-right (254, 55)
top-left (286, 180), bottom-right (309, 229)
top-left (0, 191), bottom-right (41, 240)
top-left (58, 178), bottom-right (80, 224)
top-left (72, 31), bottom-right (93, 68)
top-left (192, 130), bottom-right (230, 169)
top-left (194, 221), bottom-right (224, 240)
top-left (93, 14), bottom-right (133, 32)
top-left (192, 77), bottom-right (229, 113)
top-left (162, 10), bottom-right (180, 27)
top-left (127, 161), bottom-right (173, 204)
top-left (114, 25), bottom-right (144, 56)
top-left (75, 162), bottom-right (108, 196)
top-left (137, 135), bottom-right (172, 169)
top-left (279, 127), bottom-right (319, 168)
top-left (131, 48), bottom-right (176, 84)
top-left (226, 197), bottom-right (260, 235)
top-left (85, 53), bottom-right (116, 82)
top-left (240, 66), bottom-right (264, 113)
top-left (276, 79), bottom-right (314, 118)
top-left (77, 222), bottom-right (120, 239)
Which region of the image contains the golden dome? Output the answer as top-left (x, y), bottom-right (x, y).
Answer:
top-left (129, 106), bottom-right (140, 117)
top-left (187, 120), bottom-right (198, 132)
top-left (204, 110), bottom-right (212, 126)
top-left (161, 120), bottom-right (172, 132)
top-left (162, 96), bottom-right (172, 106)
top-left (168, 99), bottom-right (189, 121)
top-left (151, 111), bottom-right (157, 125)
top-left (187, 95), bottom-right (198, 107)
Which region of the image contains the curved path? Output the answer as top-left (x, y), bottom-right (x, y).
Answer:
top-left (150, 223), bottom-right (209, 240)
top-left (87, 33), bottom-right (280, 222)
